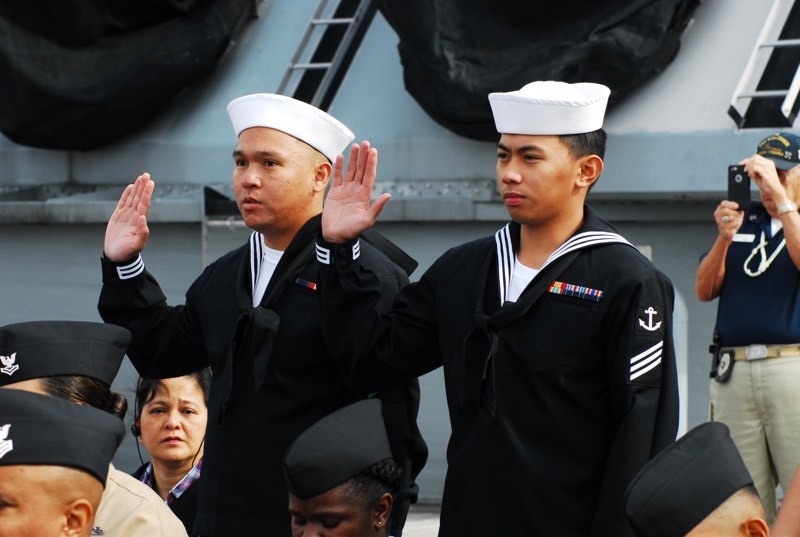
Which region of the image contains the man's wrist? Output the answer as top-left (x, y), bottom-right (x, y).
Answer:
top-left (101, 253), bottom-right (145, 280)
top-left (777, 200), bottom-right (798, 217)
top-left (316, 238), bottom-right (360, 266)
top-left (321, 232), bottom-right (358, 244)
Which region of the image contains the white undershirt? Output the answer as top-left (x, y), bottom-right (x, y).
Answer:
top-left (506, 256), bottom-right (539, 302)
top-left (252, 245), bottom-right (284, 306)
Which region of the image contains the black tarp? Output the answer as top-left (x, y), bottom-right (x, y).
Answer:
top-left (0, 0), bottom-right (256, 150)
top-left (375, 0), bottom-right (702, 141)
top-left (0, 1), bottom-right (701, 150)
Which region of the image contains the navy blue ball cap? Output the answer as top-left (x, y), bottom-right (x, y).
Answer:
top-left (0, 389), bottom-right (125, 485)
top-left (284, 399), bottom-right (393, 499)
top-left (0, 320), bottom-right (130, 386)
top-left (757, 132), bottom-right (800, 170)
top-left (624, 421), bottom-right (753, 537)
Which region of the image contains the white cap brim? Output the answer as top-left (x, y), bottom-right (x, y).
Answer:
top-left (227, 93), bottom-right (355, 162)
top-left (489, 81), bottom-right (610, 135)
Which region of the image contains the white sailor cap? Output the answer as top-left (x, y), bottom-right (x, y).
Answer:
top-left (488, 81), bottom-right (610, 135)
top-left (227, 93), bottom-right (355, 163)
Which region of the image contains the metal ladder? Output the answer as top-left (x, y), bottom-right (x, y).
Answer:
top-left (277, 0), bottom-right (376, 110)
top-left (728, 0), bottom-right (800, 128)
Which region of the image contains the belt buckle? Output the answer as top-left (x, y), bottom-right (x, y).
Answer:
top-left (745, 344), bottom-right (768, 361)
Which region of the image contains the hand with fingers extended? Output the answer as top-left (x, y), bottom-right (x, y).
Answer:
top-left (322, 140), bottom-right (391, 243)
top-left (104, 173), bottom-right (155, 262)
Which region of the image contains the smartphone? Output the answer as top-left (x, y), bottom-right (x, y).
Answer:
top-left (727, 164), bottom-right (751, 210)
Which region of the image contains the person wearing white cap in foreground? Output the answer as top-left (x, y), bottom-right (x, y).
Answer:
top-left (315, 80), bottom-right (679, 537)
top-left (98, 94), bottom-right (427, 536)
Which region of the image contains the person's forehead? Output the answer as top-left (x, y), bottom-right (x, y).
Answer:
top-left (240, 125), bottom-right (320, 147)
top-left (236, 126), bottom-right (304, 147)
top-left (0, 465), bottom-right (85, 526)
top-left (289, 485), bottom-right (355, 512)
top-left (0, 464), bottom-right (58, 493)
top-left (145, 377), bottom-right (205, 404)
top-left (497, 133), bottom-right (566, 150)
top-left (0, 463), bottom-right (29, 482)
top-left (233, 126), bottom-right (321, 161)
top-left (160, 375), bottom-right (203, 393)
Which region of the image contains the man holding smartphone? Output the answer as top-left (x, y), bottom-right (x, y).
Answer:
top-left (695, 131), bottom-right (800, 523)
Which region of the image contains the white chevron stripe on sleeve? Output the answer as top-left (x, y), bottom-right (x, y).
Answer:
top-left (629, 340), bottom-right (664, 381)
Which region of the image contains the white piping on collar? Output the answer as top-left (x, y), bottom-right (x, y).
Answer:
top-left (494, 224), bottom-right (633, 305)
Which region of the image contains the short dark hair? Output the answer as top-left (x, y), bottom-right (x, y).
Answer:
top-left (559, 128), bottom-right (607, 159)
top-left (134, 367), bottom-right (212, 419)
top-left (41, 375), bottom-right (128, 420)
top-left (340, 458), bottom-right (402, 510)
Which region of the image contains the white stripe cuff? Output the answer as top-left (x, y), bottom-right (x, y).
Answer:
top-left (316, 240), bottom-right (361, 265)
top-left (116, 255), bottom-right (145, 280)
top-left (316, 243), bottom-right (331, 265)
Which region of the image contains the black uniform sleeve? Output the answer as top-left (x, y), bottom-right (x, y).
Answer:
top-left (319, 239), bottom-right (430, 537)
top-left (317, 238), bottom-right (445, 390)
top-left (590, 269), bottom-right (679, 536)
top-left (375, 371), bottom-right (428, 537)
top-left (98, 254), bottom-right (210, 379)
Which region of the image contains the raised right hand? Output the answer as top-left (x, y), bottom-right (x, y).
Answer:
top-left (322, 141), bottom-right (391, 243)
top-left (103, 173), bottom-right (155, 262)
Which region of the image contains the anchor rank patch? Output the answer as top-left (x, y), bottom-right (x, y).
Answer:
top-left (635, 303), bottom-right (665, 337)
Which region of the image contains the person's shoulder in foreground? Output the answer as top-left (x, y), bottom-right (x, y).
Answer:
top-left (97, 465), bottom-right (190, 537)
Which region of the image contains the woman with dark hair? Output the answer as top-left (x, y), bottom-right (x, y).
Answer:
top-left (131, 368), bottom-right (211, 535)
top-left (284, 399), bottom-right (400, 537)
